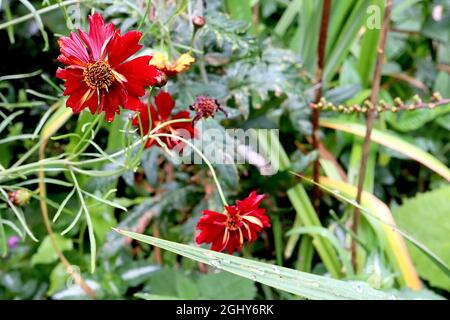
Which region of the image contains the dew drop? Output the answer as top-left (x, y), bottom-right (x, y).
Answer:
top-left (353, 284), bottom-right (363, 293)
top-left (254, 268), bottom-right (265, 276)
top-left (210, 259), bottom-right (222, 269)
top-left (271, 265), bottom-right (281, 275)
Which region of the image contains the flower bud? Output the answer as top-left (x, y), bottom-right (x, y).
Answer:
top-left (8, 189), bottom-right (32, 207)
top-left (192, 15), bottom-right (206, 29)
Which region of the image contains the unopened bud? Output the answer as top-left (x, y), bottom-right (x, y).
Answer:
top-left (412, 94), bottom-right (422, 105)
top-left (8, 189), bottom-right (32, 207)
top-left (192, 15), bottom-right (205, 29)
top-left (394, 97), bottom-right (403, 107)
top-left (431, 91), bottom-right (442, 101)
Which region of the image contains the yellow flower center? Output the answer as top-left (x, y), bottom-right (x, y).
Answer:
top-left (83, 60), bottom-right (115, 90)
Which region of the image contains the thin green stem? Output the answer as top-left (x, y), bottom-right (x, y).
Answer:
top-left (150, 133), bottom-right (228, 207)
top-left (0, 0), bottom-right (84, 30)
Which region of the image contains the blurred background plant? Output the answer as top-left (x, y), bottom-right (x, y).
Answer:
top-left (0, 0), bottom-right (449, 300)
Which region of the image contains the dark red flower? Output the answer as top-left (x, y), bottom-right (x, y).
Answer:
top-left (195, 192), bottom-right (270, 254)
top-left (132, 91), bottom-right (195, 150)
top-left (56, 13), bottom-right (160, 122)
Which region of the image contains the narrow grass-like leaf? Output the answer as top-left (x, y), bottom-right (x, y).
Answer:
top-left (0, 0), bottom-right (81, 30)
top-left (274, 0), bottom-right (301, 36)
top-left (255, 129), bottom-right (342, 277)
top-left (61, 207), bottom-right (83, 236)
top-left (320, 119), bottom-right (450, 181)
top-left (0, 218), bottom-right (24, 238)
top-left (15, 178), bottom-right (73, 188)
top-left (287, 226), bottom-right (354, 277)
top-left (69, 170), bottom-right (96, 273)
top-left (0, 210), bottom-right (7, 257)
top-left (0, 69), bottom-right (42, 81)
top-left (81, 190), bottom-right (127, 212)
top-left (296, 174), bottom-right (450, 287)
top-left (18, 0), bottom-right (49, 50)
top-left (114, 229), bottom-right (397, 300)
top-left (0, 110), bottom-right (23, 134)
top-left (0, 134), bottom-right (37, 144)
top-left (324, 0), bottom-right (371, 84)
top-left (2, 0), bottom-right (15, 43)
top-left (40, 101), bottom-right (72, 141)
top-left (53, 188), bottom-right (76, 223)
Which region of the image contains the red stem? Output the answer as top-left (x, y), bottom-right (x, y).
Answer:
top-left (312, 0), bottom-right (332, 213)
top-left (351, 0), bottom-right (393, 271)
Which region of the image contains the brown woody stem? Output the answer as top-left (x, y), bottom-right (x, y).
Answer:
top-left (352, 0), bottom-right (393, 271)
top-left (312, 0), bottom-right (331, 213)
top-left (38, 140), bottom-right (96, 299)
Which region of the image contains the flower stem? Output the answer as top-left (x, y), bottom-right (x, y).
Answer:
top-left (150, 132), bottom-right (228, 207)
top-left (38, 134), bottom-right (96, 298)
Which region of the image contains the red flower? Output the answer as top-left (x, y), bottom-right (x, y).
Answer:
top-left (195, 192), bottom-right (270, 254)
top-left (132, 91), bottom-right (195, 150)
top-left (56, 13), bottom-right (160, 122)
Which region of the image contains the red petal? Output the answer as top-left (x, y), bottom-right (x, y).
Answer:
top-left (225, 231), bottom-right (242, 254)
top-left (102, 84), bottom-right (126, 122)
top-left (57, 68), bottom-right (86, 96)
top-left (57, 32), bottom-right (89, 66)
top-left (114, 56), bottom-right (159, 96)
top-left (154, 91), bottom-right (175, 120)
top-left (236, 191), bottom-right (265, 214)
top-left (79, 13), bottom-right (115, 60)
top-left (123, 94), bottom-right (142, 111)
top-left (107, 31), bottom-right (143, 67)
top-left (66, 86), bottom-right (92, 113)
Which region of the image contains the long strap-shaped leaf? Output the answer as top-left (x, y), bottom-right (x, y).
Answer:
top-left (114, 228), bottom-right (397, 300)
top-left (317, 176), bottom-right (422, 290)
top-left (320, 119), bottom-right (450, 181)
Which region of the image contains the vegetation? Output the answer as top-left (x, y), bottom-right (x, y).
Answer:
top-left (0, 0), bottom-right (449, 300)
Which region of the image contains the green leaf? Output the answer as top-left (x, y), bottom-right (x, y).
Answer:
top-left (175, 272), bottom-right (199, 299)
top-left (114, 229), bottom-right (397, 300)
top-left (385, 104), bottom-right (450, 132)
top-left (197, 272), bottom-right (257, 300)
top-left (31, 235), bottom-right (73, 265)
top-left (394, 186), bottom-right (450, 290)
top-left (135, 293), bottom-right (181, 300)
top-left (255, 129), bottom-right (342, 277)
top-left (324, 0), bottom-right (372, 84)
top-left (320, 118), bottom-right (450, 181)
top-left (48, 263), bottom-right (68, 296)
